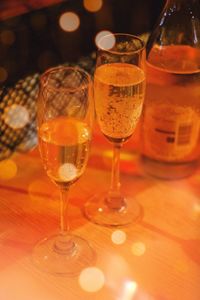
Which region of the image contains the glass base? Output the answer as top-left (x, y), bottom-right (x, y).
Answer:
top-left (32, 233), bottom-right (95, 276)
top-left (84, 193), bottom-right (142, 227)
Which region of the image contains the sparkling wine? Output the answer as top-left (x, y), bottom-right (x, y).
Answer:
top-left (94, 63), bottom-right (145, 143)
top-left (39, 117), bottom-right (91, 187)
top-left (141, 45), bottom-right (200, 178)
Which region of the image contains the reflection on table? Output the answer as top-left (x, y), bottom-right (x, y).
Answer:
top-left (0, 126), bottom-right (199, 300)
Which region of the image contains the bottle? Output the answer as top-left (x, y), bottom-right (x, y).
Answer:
top-left (140, 0), bottom-right (200, 179)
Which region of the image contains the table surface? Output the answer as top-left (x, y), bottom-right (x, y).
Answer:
top-left (0, 127), bottom-right (200, 300)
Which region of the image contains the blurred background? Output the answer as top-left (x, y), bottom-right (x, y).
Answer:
top-left (0, 0), bottom-right (165, 159)
top-left (0, 0), bottom-right (165, 85)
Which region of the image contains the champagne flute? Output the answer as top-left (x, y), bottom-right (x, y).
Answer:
top-left (32, 66), bottom-right (95, 275)
top-left (84, 33), bottom-right (146, 226)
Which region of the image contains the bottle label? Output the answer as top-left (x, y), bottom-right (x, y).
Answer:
top-left (142, 104), bottom-right (200, 161)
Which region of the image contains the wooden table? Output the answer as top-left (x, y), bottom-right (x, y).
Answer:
top-left (0, 129), bottom-right (199, 300)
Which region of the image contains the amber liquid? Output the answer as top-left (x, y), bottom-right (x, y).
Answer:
top-left (141, 45), bottom-right (200, 179)
top-left (94, 63), bottom-right (145, 143)
top-left (39, 117), bottom-right (91, 188)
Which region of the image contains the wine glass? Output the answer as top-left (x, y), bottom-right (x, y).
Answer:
top-left (32, 66), bottom-right (95, 275)
top-left (84, 33), bottom-right (146, 226)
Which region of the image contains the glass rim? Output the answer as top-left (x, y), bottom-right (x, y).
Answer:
top-left (97, 33), bottom-right (145, 55)
top-left (40, 65), bottom-right (91, 93)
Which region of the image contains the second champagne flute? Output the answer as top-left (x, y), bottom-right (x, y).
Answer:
top-left (32, 66), bottom-right (95, 275)
top-left (84, 33), bottom-right (146, 226)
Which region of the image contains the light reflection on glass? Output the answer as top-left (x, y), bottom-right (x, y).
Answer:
top-left (83, 0), bottom-right (103, 12)
top-left (79, 267), bottom-right (105, 292)
top-left (58, 163), bottom-right (78, 181)
top-left (95, 30), bottom-right (115, 49)
top-left (59, 12), bottom-right (80, 32)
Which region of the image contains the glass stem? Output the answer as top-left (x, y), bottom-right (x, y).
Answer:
top-left (60, 188), bottom-right (70, 234)
top-left (53, 187), bottom-right (76, 255)
top-left (106, 143), bottom-right (126, 210)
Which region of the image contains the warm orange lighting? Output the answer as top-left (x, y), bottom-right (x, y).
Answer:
top-left (105, 254), bottom-right (129, 285)
top-left (0, 30), bottom-right (15, 45)
top-left (28, 180), bottom-right (58, 201)
top-left (59, 12), bottom-right (80, 32)
top-left (0, 66), bottom-right (8, 82)
top-left (102, 149), bottom-right (112, 158)
top-left (131, 242), bottom-right (146, 256)
top-left (95, 30), bottom-right (115, 49)
top-left (175, 260), bottom-right (188, 273)
top-left (79, 267), bottom-right (105, 292)
top-left (83, 0), bottom-right (103, 12)
top-left (192, 202), bottom-right (200, 220)
top-left (3, 104), bottom-right (30, 129)
top-left (0, 159), bottom-right (17, 180)
top-left (122, 281), bottom-right (138, 300)
top-left (103, 150), bottom-right (135, 161)
top-left (193, 203), bottom-right (200, 213)
top-left (111, 230), bottom-right (126, 245)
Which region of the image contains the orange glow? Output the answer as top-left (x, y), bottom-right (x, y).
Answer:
top-left (3, 104), bottom-right (30, 129)
top-left (111, 230), bottom-right (126, 245)
top-left (192, 202), bottom-right (200, 220)
top-left (79, 267), bottom-right (105, 292)
top-left (83, 0), bottom-right (103, 12)
top-left (28, 180), bottom-right (58, 201)
top-left (95, 30), bottom-right (115, 49)
top-left (103, 150), bottom-right (135, 161)
top-left (175, 260), bottom-right (188, 273)
top-left (0, 159), bottom-right (17, 180)
top-left (122, 281), bottom-right (138, 300)
top-left (0, 66), bottom-right (8, 82)
top-left (59, 12), bottom-right (80, 32)
top-left (131, 242), bottom-right (146, 256)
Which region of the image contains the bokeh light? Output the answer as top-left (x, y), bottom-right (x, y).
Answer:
top-left (0, 30), bottom-right (15, 45)
top-left (95, 30), bottom-right (115, 49)
top-left (58, 163), bottom-right (78, 181)
top-left (0, 66), bottom-right (8, 82)
top-left (193, 203), bottom-right (200, 213)
top-left (79, 267), bottom-right (105, 292)
top-left (131, 242), bottom-right (146, 256)
top-left (3, 104), bottom-right (30, 129)
top-left (111, 230), bottom-right (126, 245)
top-left (59, 12), bottom-right (80, 32)
top-left (0, 159), bottom-right (17, 180)
top-left (83, 0), bottom-right (103, 12)
top-left (122, 281), bottom-right (138, 300)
